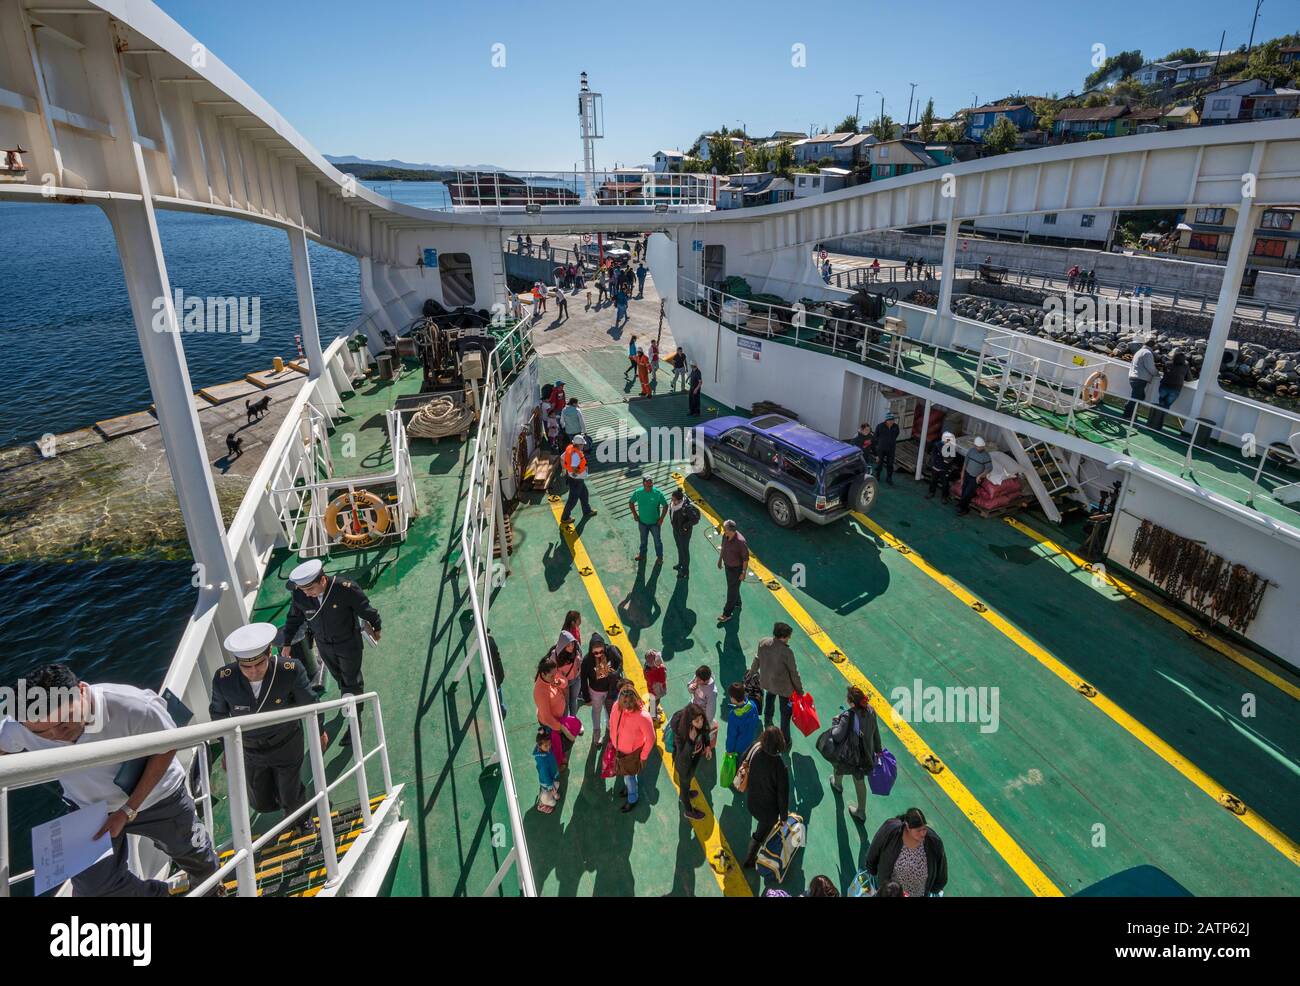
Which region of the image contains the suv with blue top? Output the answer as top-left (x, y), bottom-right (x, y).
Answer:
top-left (694, 414), bottom-right (878, 527)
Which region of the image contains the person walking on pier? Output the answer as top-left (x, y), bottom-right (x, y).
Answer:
top-left (749, 621), bottom-right (802, 746)
top-left (1, 664), bottom-right (221, 896)
top-left (212, 623), bottom-right (322, 838)
top-left (628, 474), bottom-right (668, 563)
top-left (687, 362), bottom-right (703, 416)
top-left (609, 685), bottom-right (655, 812)
top-left (597, 272), bottom-right (608, 308)
top-left (873, 411), bottom-right (899, 485)
top-left (956, 436), bottom-right (992, 516)
top-left (614, 286), bottom-right (630, 330)
top-left (561, 397), bottom-right (586, 447)
top-left (717, 519), bottom-right (750, 623)
top-left (279, 559), bottom-right (381, 747)
top-left (636, 262), bottom-right (648, 298)
top-left (554, 285), bottom-right (569, 323)
top-left (560, 434), bottom-right (596, 524)
top-left (669, 487), bottom-right (700, 577)
top-left (649, 338), bottom-right (661, 383)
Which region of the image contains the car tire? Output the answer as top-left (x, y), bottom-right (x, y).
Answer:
top-left (697, 451), bottom-right (713, 480)
top-left (766, 490), bottom-right (797, 528)
top-left (850, 476), bottom-right (879, 514)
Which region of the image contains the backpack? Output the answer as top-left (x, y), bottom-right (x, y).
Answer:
top-left (662, 709), bottom-right (683, 754)
top-left (743, 665), bottom-right (763, 708)
top-left (682, 500), bottom-right (700, 527)
top-left (733, 741), bottom-right (761, 793)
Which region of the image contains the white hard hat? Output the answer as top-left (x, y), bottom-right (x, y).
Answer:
top-left (288, 558), bottom-right (324, 586)
top-left (572, 434), bottom-right (587, 447)
top-left (973, 436), bottom-right (986, 448)
top-left (941, 431), bottom-right (955, 442)
top-left (223, 622), bottom-right (277, 661)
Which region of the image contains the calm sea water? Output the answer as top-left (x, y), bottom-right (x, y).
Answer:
top-left (0, 182), bottom-right (445, 839)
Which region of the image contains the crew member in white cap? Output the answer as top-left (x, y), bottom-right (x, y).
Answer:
top-left (926, 431), bottom-right (958, 503)
top-left (279, 560), bottom-right (381, 747)
top-left (212, 623), bottom-right (321, 836)
top-left (956, 435), bottom-right (993, 516)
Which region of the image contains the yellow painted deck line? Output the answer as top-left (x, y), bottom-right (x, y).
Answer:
top-left (674, 475), bottom-right (1062, 897)
top-left (1003, 516), bottom-right (1300, 704)
top-left (546, 495), bottom-right (753, 897)
top-left (851, 508), bottom-right (1300, 869)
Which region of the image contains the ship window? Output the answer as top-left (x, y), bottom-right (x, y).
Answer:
top-left (1188, 232), bottom-right (1219, 252)
top-left (1261, 211), bottom-right (1293, 230)
top-left (1080, 214), bottom-right (1096, 228)
top-left (1253, 238), bottom-right (1286, 258)
top-left (1195, 208), bottom-right (1226, 224)
top-left (1042, 213), bottom-right (1058, 225)
top-left (439, 252), bottom-right (475, 306)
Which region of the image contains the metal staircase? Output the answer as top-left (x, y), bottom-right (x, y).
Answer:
top-left (1000, 428), bottom-right (1088, 523)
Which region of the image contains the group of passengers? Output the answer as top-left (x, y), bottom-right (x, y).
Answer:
top-left (530, 603), bottom-right (949, 896)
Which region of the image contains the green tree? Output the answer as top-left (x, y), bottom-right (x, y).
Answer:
top-left (1111, 77), bottom-right (1146, 104)
top-left (981, 116), bottom-right (1020, 155)
top-left (1084, 49), bottom-right (1144, 90)
top-left (1028, 98), bottom-right (1057, 130)
top-left (708, 133), bottom-right (738, 175)
top-left (918, 99), bottom-right (936, 142)
top-left (835, 114), bottom-right (860, 134)
top-left (744, 143), bottom-right (772, 174)
top-left (1085, 131), bottom-right (1106, 141)
top-left (869, 113), bottom-right (898, 141)
top-left (772, 140), bottom-right (796, 178)
top-left (1084, 91), bottom-right (1110, 108)
top-left (933, 121), bottom-right (964, 143)
top-left (1163, 47), bottom-right (1202, 62)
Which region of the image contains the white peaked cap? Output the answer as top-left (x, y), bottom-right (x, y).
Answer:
top-left (288, 559), bottom-right (324, 586)
top-left (223, 622), bottom-right (277, 660)
top-left (973, 436), bottom-right (986, 448)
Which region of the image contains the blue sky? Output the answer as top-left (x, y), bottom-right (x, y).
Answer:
top-left (158, 0), bottom-right (1293, 170)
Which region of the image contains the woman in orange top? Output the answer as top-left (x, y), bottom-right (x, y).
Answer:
top-left (635, 349), bottom-right (652, 397)
top-left (534, 655), bottom-right (578, 766)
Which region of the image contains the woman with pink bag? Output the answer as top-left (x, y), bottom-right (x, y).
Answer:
top-left (534, 655), bottom-right (580, 769)
top-left (605, 685), bottom-right (655, 814)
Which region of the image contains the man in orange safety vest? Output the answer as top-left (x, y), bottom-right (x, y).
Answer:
top-left (560, 434), bottom-right (598, 524)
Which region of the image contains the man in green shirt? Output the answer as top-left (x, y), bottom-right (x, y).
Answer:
top-left (627, 475), bottom-right (669, 563)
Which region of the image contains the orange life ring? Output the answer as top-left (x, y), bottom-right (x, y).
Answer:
top-left (324, 489), bottom-right (391, 548)
top-left (1082, 371), bottom-right (1108, 406)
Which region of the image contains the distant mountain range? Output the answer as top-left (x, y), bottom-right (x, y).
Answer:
top-left (325, 154), bottom-right (503, 172)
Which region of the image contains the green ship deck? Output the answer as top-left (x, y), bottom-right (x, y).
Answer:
top-left (248, 343), bottom-right (1300, 897)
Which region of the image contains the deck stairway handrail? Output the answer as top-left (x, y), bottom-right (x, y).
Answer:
top-left (677, 275), bottom-right (1300, 532)
top-left (0, 691), bottom-right (396, 898)
top-left (456, 311), bottom-right (539, 897)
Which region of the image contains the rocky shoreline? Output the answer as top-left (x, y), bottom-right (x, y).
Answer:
top-left (923, 284), bottom-right (1300, 406)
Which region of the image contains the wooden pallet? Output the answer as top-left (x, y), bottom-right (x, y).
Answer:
top-left (970, 495), bottom-right (1032, 519)
top-left (525, 451), bottom-right (559, 491)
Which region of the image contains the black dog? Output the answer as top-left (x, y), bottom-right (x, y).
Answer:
top-left (245, 395), bottom-right (272, 423)
top-left (226, 433), bottom-right (244, 459)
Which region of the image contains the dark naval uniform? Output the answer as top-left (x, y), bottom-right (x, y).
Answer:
top-left (281, 576), bottom-right (380, 700)
top-left (209, 658), bottom-right (317, 818)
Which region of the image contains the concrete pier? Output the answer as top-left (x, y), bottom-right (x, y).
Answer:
top-left (0, 370), bottom-right (305, 562)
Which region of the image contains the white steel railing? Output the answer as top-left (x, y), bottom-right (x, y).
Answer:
top-left (444, 169), bottom-right (717, 212)
top-left (677, 274), bottom-right (1300, 521)
top-left (455, 312), bottom-right (538, 897)
top-left (268, 408), bottom-right (418, 558)
top-left (0, 692), bottom-right (397, 898)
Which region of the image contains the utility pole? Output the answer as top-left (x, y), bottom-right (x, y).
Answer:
top-left (1246, 0), bottom-right (1263, 59)
top-left (855, 93), bottom-right (863, 128)
top-left (874, 90), bottom-right (884, 135)
top-left (906, 82), bottom-right (918, 128)
top-left (1212, 29), bottom-right (1226, 76)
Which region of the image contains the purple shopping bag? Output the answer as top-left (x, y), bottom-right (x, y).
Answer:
top-left (868, 748), bottom-right (897, 796)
